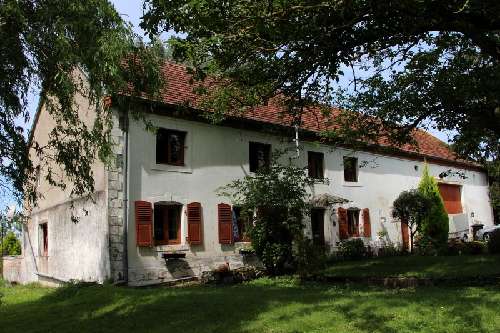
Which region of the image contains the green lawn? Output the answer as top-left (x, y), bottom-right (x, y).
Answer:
top-left (1, 277), bottom-right (500, 333)
top-left (322, 255), bottom-right (500, 279)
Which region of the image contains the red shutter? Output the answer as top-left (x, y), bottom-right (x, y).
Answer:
top-left (218, 203), bottom-right (233, 244)
top-left (187, 202), bottom-right (202, 245)
top-left (401, 220), bottom-right (410, 251)
top-left (362, 208), bottom-right (371, 238)
top-left (135, 201), bottom-right (153, 247)
top-left (338, 207), bottom-right (348, 240)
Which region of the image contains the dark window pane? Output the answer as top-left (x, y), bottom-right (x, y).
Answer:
top-left (308, 152), bottom-right (324, 179)
top-left (156, 128), bottom-right (186, 165)
top-left (156, 129), bottom-right (169, 164)
top-left (347, 209), bottom-right (360, 236)
top-left (154, 205), bottom-right (166, 241)
top-left (167, 207), bottom-right (179, 240)
top-left (311, 209), bottom-right (325, 245)
top-left (249, 142), bottom-right (271, 172)
top-left (343, 157), bottom-right (358, 182)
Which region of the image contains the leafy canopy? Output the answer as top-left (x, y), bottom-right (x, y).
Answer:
top-left (0, 0), bottom-right (165, 206)
top-left (142, 0), bottom-right (499, 161)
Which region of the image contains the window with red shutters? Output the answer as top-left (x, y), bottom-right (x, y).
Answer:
top-left (218, 203), bottom-right (233, 244)
top-left (362, 208), bottom-right (371, 238)
top-left (338, 207), bottom-right (348, 240)
top-left (135, 201), bottom-right (153, 247)
top-left (187, 202), bottom-right (202, 245)
top-left (438, 183), bottom-right (463, 214)
top-left (154, 203), bottom-right (181, 245)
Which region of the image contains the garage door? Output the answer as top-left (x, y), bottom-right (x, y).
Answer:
top-left (438, 183), bottom-right (462, 214)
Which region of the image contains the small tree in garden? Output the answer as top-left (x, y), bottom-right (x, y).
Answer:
top-left (392, 190), bottom-right (431, 253)
top-left (0, 232), bottom-right (21, 256)
top-left (418, 164), bottom-right (449, 250)
top-left (218, 152), bottom-right (313, 275)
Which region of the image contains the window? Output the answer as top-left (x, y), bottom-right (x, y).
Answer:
top-left (156, 128), bottom-right (186, 165)
top-left (438, 183), bottom-right (462, 214)
top-left (311, 208), bottom-right (325, 245)
top-left (249, 142), bottom-right (271, 172)
top-left (39, 223), bottom-right (48, 256)
top-left (153, 203), bottom-right (182, 245)
top-left (343, 156), bottom-right (358, 182)
top-left (347, 208), bottom-right (360, 237)
top-left (233, 207), bottom-right (251, 242)
top-left (308, 151), bottom-right (324, 179)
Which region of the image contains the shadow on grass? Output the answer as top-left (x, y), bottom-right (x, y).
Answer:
top-left (322, 255), bottom-right (500, 279)
top-left (1, 279), bottom-right (499, 333)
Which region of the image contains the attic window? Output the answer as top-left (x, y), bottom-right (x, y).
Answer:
top-left (249, 142), bottom-right (271, 172)
top-left (343, 156), bottom-right (358, 182)
top-left (156, 128), bottom-right (186, 166)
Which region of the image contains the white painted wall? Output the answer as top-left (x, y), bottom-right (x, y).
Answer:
top-left (126, 114), bottom-right (494, 283)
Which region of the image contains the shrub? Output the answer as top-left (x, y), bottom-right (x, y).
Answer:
top-left (218, 152), bottom-right (314, 275)
top-left (487, 229), bottom-right (500, 254)
top-left (377, 244), bottom-right (403, 257)
top-left (445, 239), bottom-right (466, 256)
top-left (462, 241), bottom-right (487, 255)
top-left (414, 235), bottom-right (439, 256)
top-left (0, 231), bottom-right (21, 256)
top-left (295, 238), bottom-right (327, 278)
top-left (418, 164), bottom-right (449, 250)
top-left (338, 239), bottom-right (367, 260)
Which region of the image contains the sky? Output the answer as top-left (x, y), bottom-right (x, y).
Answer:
top-left (0, 1), bottom-right (454, 213)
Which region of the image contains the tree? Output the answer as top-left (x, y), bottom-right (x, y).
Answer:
top-left (0, 0), bottom-right (165, 206)
top-left (0, 232), bottom-right (21, 256)
top-left (485, 160), bottom-right (500, 224)
top-left (392, 189), bottom-right (432, 252)
top-left (418, 164), bottom-right (449, 249)
top-left (141, 0), bottom-right (499, 161)
top-left (218, 152), bottom-right (313, 275)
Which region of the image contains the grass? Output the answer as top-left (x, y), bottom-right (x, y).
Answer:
top-left (1, 277), bottom-right (500, 333)
top-left (321, 255), bottom-right (500, 279)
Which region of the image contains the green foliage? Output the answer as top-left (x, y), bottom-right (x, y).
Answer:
top-left (462, 241), bottom-right (487, 256)
top-left (142, 0), bottom-right (499, 162)
top-left (218, 151), bottom-right (313, 275)
top-left (0, 0), bottom-right (165, 205)
top-left (486, 160), bottom-right (500, 224)
top-left (294, 238), bottom-right (327, 278)
top-left (392, 189), bottom-right (432, 252)
top-left (418, 164), bottom-right (449, 250)
top-left (337, 239), bottom-right (367, 260)
top-left (0, 232), bottom-right (21, 256)
top-left (487, 229), bottom-right (500, 254)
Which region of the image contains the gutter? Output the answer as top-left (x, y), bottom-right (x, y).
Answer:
top-left (122, 107), bottom-right (130, 283)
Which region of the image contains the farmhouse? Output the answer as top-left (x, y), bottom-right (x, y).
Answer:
top-left (3, 62), bottom-right (494, 286)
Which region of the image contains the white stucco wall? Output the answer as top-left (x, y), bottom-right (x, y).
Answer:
top-left (21, 192), bottom-right (110, 284)
top-left (126, 114), bottom-right (494, 284)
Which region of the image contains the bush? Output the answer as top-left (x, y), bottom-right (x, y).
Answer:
top-left (487, 229), bottom-right (500, 254)
top-left (338, 239), bottom-right (367, 260)
top-left (462, 241), bottom-right (487, 255)
top-left (445, 239), bottom-right (466, 256)
top-left (0, 232), bottom-right (21, 256)
top-left (377, 244), bottom-right (403, 257)
top-left (295, 238), bottom-right (327, 278)
top-left (418, 164), bottom-right (449, 250)
top-left (414, 235), bottom-right (439, 256)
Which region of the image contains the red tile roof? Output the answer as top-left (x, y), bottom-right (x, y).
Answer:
top-left (134, 61), bottom-right (479, 169)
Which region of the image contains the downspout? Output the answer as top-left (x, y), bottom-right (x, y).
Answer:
top-left (121, 107), bottom-right (130, 283)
